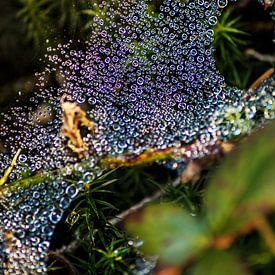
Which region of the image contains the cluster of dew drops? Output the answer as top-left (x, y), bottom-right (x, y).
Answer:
top-left (0, 0), bottom-right (274, 273)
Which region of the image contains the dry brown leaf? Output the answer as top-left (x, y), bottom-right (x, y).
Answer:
top-left (154, 265), bottom-right (183, 275)
top-left (61, 99), bottom-right (96, 158)
top-left (180, 160), bottom-right (202, 184)
top-left (220, 142), bottom-right (236, 154)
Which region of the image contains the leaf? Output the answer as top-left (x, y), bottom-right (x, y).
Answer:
top-left (126, 203), bottom-right (210, 264)
top-left (192, 250), bottom-right (249, 275)
top-left (155, 265), bottom-right (182, 275)
top-left (206, 123), bottom-right (275, 235)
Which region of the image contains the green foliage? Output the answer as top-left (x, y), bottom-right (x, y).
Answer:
top-left (206, 122), bottom-right (275, 235)
top-left (126, 122), bottom-right (275, 272)
top-left (127, 203), bottom-right (210, 264)
top-left (16, 0), bottom-right (95, 50)
top-left (93, 239), bottom-right (132, 274)
top-left (51, 0), bottom-right (80, 34)
top-left (64, 170), bottom-right (137, 274)
top-left (82, 3), bottom-right (109, 31)
top-left (214, 8), bottom-right (251, 88)
top-left (193, 250), bottom-right (248, 275)
top-left (66, 170), bottom-right (119, 236)
top-left (17, 0), bottom-right (53, 49)
top-left (110, 166), bottom-right (164, 208)
top-left (160, 179), bottom-right (206, 214)
top-left (214, 9), bottom-right (248, 61)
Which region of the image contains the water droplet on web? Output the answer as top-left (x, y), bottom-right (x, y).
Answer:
top-left (65, 185), bottom-right (78, 198)
top-left (59, 195), bottom-right (72, 209)
top-left (0, 0), bottom-right (273, 272)
top-left (208, 16), bottom-right (217, 26)
top-left (49, 208), bottom-right (63, 224)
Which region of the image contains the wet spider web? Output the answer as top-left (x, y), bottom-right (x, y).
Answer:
top-left (0, 0), bottom-right (274, 273)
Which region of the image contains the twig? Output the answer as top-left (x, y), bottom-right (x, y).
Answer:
top-left (109, 178), bottom-right (181, 226)
top-left (250, 68), bottom-right (274, 89)
top-left (245, 48), bottom-right (275, 63)
top-left (0, 149), bottom-right (22, 186)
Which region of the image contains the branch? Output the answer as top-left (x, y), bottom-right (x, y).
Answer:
top-left (246, 48), bottom-right (275, 63)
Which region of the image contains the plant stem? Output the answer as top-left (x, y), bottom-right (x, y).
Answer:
top-left (255, 215), bottom-right (275, 255)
